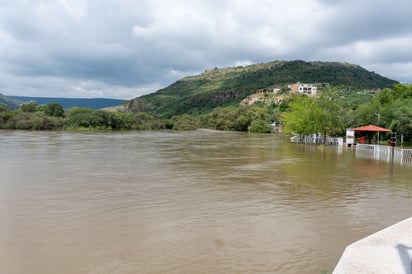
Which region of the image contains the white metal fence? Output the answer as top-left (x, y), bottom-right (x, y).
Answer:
top-left (401, 148), bottom-right (412, 165)
top-left (356, 144), bottom-right (412, 165)
top-left (291, 136), bottom-right (344, 146)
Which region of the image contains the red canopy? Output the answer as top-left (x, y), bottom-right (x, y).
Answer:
top-left (352, 124), bottom-right (392, 132)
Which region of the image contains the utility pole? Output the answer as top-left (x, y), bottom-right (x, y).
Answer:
top-left (375, 113), bottom-right (380, 144)
top-left (391, 131), bottom-right (397, 161)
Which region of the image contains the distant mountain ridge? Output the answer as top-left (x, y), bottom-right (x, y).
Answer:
top-left (0, 94), bottom-right (21, 109)
top-left (128, 60), bottom-right (398, 117)
top-left (7, 96), bottom-right (125, 110)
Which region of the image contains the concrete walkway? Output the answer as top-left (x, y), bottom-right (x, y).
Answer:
top-left (334, 217), bottom-right (412, 273)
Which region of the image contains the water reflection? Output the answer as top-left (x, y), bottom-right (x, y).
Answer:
top-left (1, 130), bottom-right (412, 274)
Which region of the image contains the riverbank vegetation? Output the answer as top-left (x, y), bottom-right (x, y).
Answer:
top-left (0, 102), bottom-right (170, 130)
top-left (2, 84), bottom-right (412, 143)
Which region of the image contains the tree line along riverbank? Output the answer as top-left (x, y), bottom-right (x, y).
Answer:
top-left (1, 84), bottom-right (412, 145)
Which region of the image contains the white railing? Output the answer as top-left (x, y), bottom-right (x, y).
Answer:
top-left (356, 144), bottom-right (412, 165)
top-left (291, 136), bottom-right (343, 146)
top-left (401, 149), bottom-right (412, 165)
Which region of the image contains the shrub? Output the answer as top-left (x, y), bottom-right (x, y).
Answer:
top-left (172, 114), bottom-right (199, 131)
top-left (249, 119), bottom-right (272, 133)
top-left (4, 112), bottom-right (63, 130)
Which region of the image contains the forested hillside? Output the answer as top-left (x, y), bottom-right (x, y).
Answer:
top-left (128, 60), bottom-right (398, 117)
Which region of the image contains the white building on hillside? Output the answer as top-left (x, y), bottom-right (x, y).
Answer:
top-left (288, 82), bottom-right (329, 96)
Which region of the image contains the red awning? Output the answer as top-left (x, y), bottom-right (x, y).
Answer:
top-left (352, 124), bottom-right (392, 132)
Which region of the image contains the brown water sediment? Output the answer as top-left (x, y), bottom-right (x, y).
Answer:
top-left (1, 130), bottom-right (412, 274)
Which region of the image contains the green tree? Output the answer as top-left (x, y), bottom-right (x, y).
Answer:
top-left (64, 107), bottom-right (95, 129)
top-left (5, 112), bottom-right (63, 130)
top-left (388, 100), bottom-right (412, 134)
top-left (345, 84), bottom-right (412, 142)
top-left (282, 90), bottom-right (345, 136)
top-left (44, 102), bottom-right (64, 117)
top-left (0, 109), bottom-right (13, 128)
top-left (249, 120), bottom-right (272, 133)
top-left (65, 107), bottom-right (164, 130)
top-left (172, 114), bottom-right (199, 130)
top-left (132, 112), bottom-right (154, 129)
top-left (21, 101), bottom-right (38, 112)
top-left (282, 95), bottom-right (319, 135)
top-left (0, 103), bottom-right (9, 112)
top-left (200, 105), bottom-right (273, 132)
top-left (201, 107), bottom-right (237, 130)
top-left (113, 112), bottom-right (133, 129)
top-left (316, 88), bottom-right (345, 136)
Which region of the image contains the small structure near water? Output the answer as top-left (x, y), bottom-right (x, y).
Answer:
top-left (352, 124), bottom-right (392, 145)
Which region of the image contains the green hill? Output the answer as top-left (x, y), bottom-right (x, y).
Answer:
top-left (128, 60), bottom-right (398, 117)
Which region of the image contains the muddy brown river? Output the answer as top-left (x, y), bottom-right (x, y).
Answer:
top-left (1, 130), bottom-right (412, 273)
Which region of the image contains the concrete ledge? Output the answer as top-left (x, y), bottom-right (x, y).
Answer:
top-left (334, 217), bottom-right (412, 274)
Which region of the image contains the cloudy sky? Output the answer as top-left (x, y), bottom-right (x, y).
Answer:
top-left (1, 0), bottom-right (411, 99)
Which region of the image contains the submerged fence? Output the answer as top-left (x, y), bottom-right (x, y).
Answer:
top-left (291, 136), bottom-right (344, 146)
top-left (356, 144), bottom-right (412, 165)
top-left (291, 135), bottom-right (412, 165)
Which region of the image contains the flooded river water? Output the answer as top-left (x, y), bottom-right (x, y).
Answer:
top-left (1, 130), bottom-right (412, 273)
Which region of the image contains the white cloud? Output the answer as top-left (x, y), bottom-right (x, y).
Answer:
top-left (132, 25), bottom-right (149, 38)
top-left (367, 62), bottom-right (412, 84)
top-left (56, 0), bottom-right (88, 19)
top-left (317, 35), bottom-right (412, 74)
top-left (234, 60), bottom-right (253, 67)
top-left (0, 0), bottom-right (412, 99)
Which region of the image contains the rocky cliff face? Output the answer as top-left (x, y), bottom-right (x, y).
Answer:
top-left (240, 93), bottom-right (286, 106)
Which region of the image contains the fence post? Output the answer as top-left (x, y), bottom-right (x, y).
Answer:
top-left (401, 149), bottom-right (404, 165)
top-left (387, 146), bottom-right (391, 162)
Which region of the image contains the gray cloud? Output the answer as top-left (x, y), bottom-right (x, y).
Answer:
top-left (0, 0), bottom-right (411, 99)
